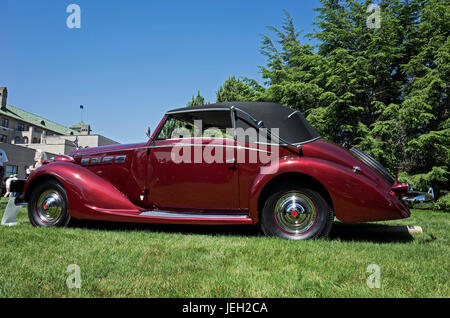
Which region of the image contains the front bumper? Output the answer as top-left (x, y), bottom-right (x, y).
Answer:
top-left (10, 179), bottom-right (26, 204)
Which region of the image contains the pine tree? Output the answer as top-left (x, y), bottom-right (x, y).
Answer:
top-left (187, 91), bottom-right (208, 106)
top-left (213, 0), bottom-right (449, 196)
top-left (372, 0), bottom-right (449, 193)
top-left (216, 76), bottom-right (265, 102)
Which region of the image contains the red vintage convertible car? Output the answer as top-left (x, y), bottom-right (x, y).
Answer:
top-left (16, 102), bottom-right (410, 240)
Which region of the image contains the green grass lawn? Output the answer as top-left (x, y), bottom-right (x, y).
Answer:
top-left (0, 198), bottom-right (448, 298)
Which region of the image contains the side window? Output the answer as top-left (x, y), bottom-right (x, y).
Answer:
top-left (235, 117), bottom-right (275, 144)
top-left (157, 116), bottom-right (194, 140)
top-left (201, 123), bottom-right (234, 139)
top-left (156, 111), bottom-right (234, 140)
top-left (199, 111), bottom-right (234, 140)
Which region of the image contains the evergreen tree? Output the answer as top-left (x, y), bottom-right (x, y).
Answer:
top-left (216, 76), bottom-right (265, 102)
top-left (213, 0), bottom-right (449, 196)
top-left (363, 0), bottom-right (449, 193)
top-left (187, 91), bottom-right (208, 106)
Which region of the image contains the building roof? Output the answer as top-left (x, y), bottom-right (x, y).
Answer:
top-left (69, 121), bottom-right (86, 130)
top-left (0, 104), bottom-right (79, 135)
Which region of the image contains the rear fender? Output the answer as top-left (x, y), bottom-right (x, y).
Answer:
top-left (24, 162), bottom-right (142, 219)
top-left (249, 157), bottom-right (409, 223)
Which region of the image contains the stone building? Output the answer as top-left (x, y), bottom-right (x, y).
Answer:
top-left (0, 142), bottom-right (57, 179)
top-left (0, 86), bottom-right (119, 179)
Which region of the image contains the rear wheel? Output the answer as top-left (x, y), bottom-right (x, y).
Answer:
top-left (28, 179), bottom-right (71, 227)
top-left (261, 183), bottom-right (333, 240)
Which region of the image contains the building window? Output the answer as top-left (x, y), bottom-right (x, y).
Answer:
top-left (18, 123), bottom-right (26, 131)
top-left (1, 118), bottom-right (8, 128)
top-left (32, 137), bottom-right (38, 143)
top-left (14, 137), bottom-right (22, 144)
top-left (6, 165), bottom-right (18, 177)
top-left (0, 135), bottom-right (7, 143)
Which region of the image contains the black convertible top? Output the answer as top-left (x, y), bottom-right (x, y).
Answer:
top-left (166, 101), bottom-right (319, 144)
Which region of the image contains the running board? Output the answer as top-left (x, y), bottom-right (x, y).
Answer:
top-left (139, 211), bottom-right (249, 219)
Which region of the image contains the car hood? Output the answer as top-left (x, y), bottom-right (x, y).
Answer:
top-left (70, 142), bottom-right (147, 157)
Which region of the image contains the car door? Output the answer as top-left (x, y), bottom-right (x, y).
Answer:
top-left (146, 111), bottom-right (240, 213)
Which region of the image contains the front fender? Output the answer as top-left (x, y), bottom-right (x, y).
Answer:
top-left (248, 157), bottom-right (409, 223)
top-left (24, 162), bottom-right (142, 219)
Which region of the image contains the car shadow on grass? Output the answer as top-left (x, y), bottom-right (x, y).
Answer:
top-left (329, 222), bottom-right (416, 243)
top-left (71, 219), bottom-right (416, 244)
top-left (71, 219), bottom-right (262, 238)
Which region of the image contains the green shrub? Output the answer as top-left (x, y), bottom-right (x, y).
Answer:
top-left (434, 192), bottom-right (450, 212)
top-left (398, 166), bottom-right (448, 193)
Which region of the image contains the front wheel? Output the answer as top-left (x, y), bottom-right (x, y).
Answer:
top-left (28, 179), bottom-right (71, 227)
top-left (260, 183), bottom-right (334, 240)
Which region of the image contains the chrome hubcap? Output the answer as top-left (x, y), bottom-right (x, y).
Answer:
top-left (36, 190), bottom-right (63, 224)
top-left (274, 192), bottom-right (317, 235)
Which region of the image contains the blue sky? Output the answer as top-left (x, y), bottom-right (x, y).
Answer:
top-left (1, 0), bottom-right (321, 143)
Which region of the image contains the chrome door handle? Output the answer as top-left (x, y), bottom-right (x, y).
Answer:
top-left (226, 158), bottom-right (237, 170)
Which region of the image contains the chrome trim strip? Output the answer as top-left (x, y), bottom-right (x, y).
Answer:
top-left (159, 137), bottom-right (234, 141)
top-left (74, 139), bottom-right (298, 156)
top-left (139, 211), bottom-right (249, 219)
top-left (288, 110), bottom-right (300, 118)
top-left (90, 157), bottom-right (101, 164)
top-left (75, 148), bottom-right (145, 156)
top-left (80, 158), bottom-right (90, 165)
top-left (293, 136), bottom-right (321, 145)
top-left (166, 108), bottom-right (230, 115)
top-left (56, 154), bottom-right (75, 161)
top-left (231, 106), bottom-right (260, 125)
top-left (230, 106), bottom-right (237, 141)
top-left (149, 143), bottom-right (272, 154)
top-left (103, 156), bottom-right (114, 163)
top-left (115, 155), bottom-right (126, 163)
top-left (231, 106), bottom-right (302, 152)
top-left (156, 138), bottom-right (319, 147)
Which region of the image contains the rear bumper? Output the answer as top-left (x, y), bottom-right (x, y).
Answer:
top-left (389, 183), bottom-right (415, 216)
top-left (401, 187), bottom-right (435, 209)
